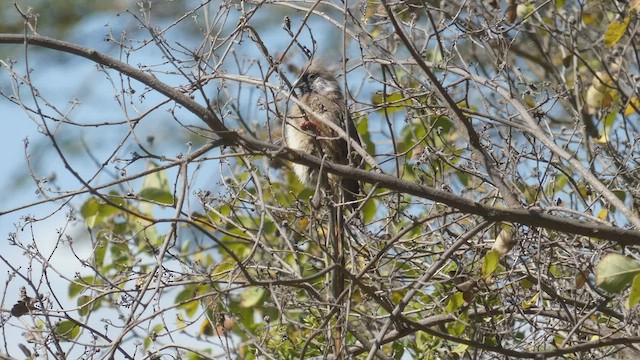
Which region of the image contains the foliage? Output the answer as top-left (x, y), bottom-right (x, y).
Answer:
top-left (3, 0), bottom-right (640, 359)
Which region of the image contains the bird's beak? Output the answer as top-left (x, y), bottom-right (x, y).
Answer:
top-left (293, 78), bottom-right (309, 95)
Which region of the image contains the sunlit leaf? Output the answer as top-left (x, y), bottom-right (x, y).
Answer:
top-left (372, 91), bottom-right (410, 114)
top-left (356, 116), bottom-right (375, 156)
top-left (240, 287), bottom-right (265, 308)
top-left (210, 261), bottom-right (235, 281)
top-left (516, 2), bottom-right (534, 19)
top-left (626, 274), bottom-right (640, 308)
top-left (604, 17), bottom-right (629, 48)
top-left (625, 97), bottom-right (640, 115)
top-left (139, 163), bottom-right (173, 205)
top-left (482, 250), bottom-right (501, 278)
top-left (361, 198), bottom-right (377, 223)
top-left (451, 343), bottom-right (469, 355)
top-left (445, 292), bottom-right (465, 313)
top-left (597, 209), bottom-right (608, 221)
top-left (595, 254), bottom-right (640, 293)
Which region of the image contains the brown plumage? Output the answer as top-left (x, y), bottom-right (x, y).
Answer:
top-left (285, 65), bottom-right (362, 204)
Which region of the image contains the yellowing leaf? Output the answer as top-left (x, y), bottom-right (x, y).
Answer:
top-left (625, 97), bottom-right (640, 116)
top-left (597, 209), bottom-right (608, 221)
top-left (521, 292), bottom-right (539, 309)
top-left (604, 17), bottom-right (630, 47)
top-left (298, 217), bottom-right (310, 231)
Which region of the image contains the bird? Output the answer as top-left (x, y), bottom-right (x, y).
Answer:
top-left (285, 64), bottom-right (362, 358)
top-left (285, 64), bottom-right (362, 205)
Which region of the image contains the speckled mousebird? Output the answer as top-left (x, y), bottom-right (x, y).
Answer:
top-left (285, 63), bottom-right (362, 357)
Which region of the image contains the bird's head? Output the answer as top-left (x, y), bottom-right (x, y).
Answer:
top-left (295, 66), bottom-right (342, 98)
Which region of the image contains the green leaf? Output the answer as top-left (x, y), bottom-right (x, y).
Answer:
top-left (361, 198), bottom-right (377, 223)
top-left (175, 287), bottom-right (199, 318)
top-left (68, 276), bottom-right (96, 297)
top-left (210, 261), bottom-right (235, 281)
top-left (93, 237), bottom-right (106, 267)
top-left (371, 91), bottom-right (410, 114)
top-left (139, 188), bottom-right (174, 205)
top-left (391, 341), bottom-right (405, 359)
top-left (482, 250), bottom-right (501, 278)
top-left (80, 196), bottom-right (122, 229)
top-left (451, 343), bottom-right (469, 356)
top-left (604, 17), bottom-right (629, 47)
top-left (55, 320), bottom-right (80, 341)
top-left (240, 287), bottom-right (265, 308)
top-left (145, 323), bottom-right (164, 350)
top-left (595, 253), bottom-right (640, 293)
top-left (139, 163), bottom-right (173, 205)
top-left (447, 319), bottom-right (466, 336)
top-left (627, 274), bottom-right (640, 308)
top-left (77, 295), bottom-right (100, 316)
top-left (445, 292), bottom-right (465, 313)
top-left (356, 116), bottom-right (375, 156)
top-left (545, 173), bottom-right (568, 197)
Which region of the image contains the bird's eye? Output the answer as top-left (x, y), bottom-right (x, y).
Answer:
top-left (307, 73), bottom-right (318, 82)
